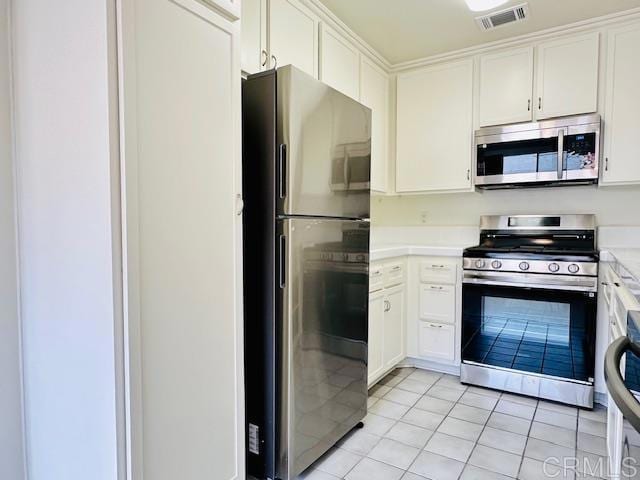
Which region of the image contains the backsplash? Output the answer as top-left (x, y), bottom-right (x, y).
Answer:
top-left (371, 185), bottom-right (640, 228)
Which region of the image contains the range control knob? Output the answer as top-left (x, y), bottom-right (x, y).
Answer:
top-left (568, 264), bottom-right (580, 274)
top-left (475, 259), bottom-right (486, 269)
top-left (519, 261), bottom-right (530, 271)
top-left (491, 260), bottom-right (503, 269)
top-left (548, 263), bottom-right (560, 273)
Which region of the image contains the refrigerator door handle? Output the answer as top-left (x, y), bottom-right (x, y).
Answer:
top-left (279, 234), bottom-right (287, 288)
top-left (344, 151), bottom-right (350, 188)
top-left (278, 144), bottom-right (287, 200)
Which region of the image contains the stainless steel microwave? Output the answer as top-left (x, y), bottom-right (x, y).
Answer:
top-left (474, 114), bottom-right (601, 189)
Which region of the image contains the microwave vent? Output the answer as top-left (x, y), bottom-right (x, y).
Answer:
top-left (476, 3), bottom-right (529, 31)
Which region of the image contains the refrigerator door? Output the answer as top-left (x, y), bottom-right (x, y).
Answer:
top-left (277, 217), bottom-right (369, 479)
top-left (277, 66), bottom-right (371, 219)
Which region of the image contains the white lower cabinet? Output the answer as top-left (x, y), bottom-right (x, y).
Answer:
top-left (419, 284), bottom-right (455, 324)
top-left (418, 323), bottom-right (455, 363)
top-left (383, 286), bottom-right (405, 369)
top-left (368, 290), bottom-right (386, 384)
top-left (407, 257), bottom-right (461, 368)
top-left (368, 258), bottom-right (406, 386)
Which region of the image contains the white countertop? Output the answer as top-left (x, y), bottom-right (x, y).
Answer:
top-left (371, 244), bottom-right (640, 280)
top-left (370, 244), bottom-right (470, 262)
top-left (603, 248), bottom-right (640, 281)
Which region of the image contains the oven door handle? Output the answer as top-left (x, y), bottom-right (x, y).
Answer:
top-left (463, 271), bottom-right (597, 292)
top-left (605, 336), bottom-right (640, 432)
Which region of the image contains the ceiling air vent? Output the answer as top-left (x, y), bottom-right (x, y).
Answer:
top-left (475, 3), bottom-right (529, 31)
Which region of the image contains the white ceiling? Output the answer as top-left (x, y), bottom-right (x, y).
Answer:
top-left (318, 0), bottom-right (640, 64)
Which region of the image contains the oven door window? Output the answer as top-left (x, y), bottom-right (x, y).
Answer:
top-left (462, 284), bottom-right (596, 382)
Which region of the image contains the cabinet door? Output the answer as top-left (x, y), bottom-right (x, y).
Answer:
top-left (241, 0), bottom-right (267, 74)
top-left (419, 323), bottom-right (455, 363)
top-left (320, 24), bottom-right (360, 100)
top-left (360, 56), bottom-right (389, 193)
top-left (419, 284), bottom-right (455, 324)
top-left (368, 290), bottom-right (385, 385)
top-left (603, 22), bottom-right (640, 185)
top-left (535, 32), bottom-right (599, 120)
top-left (383, 286), bottom-right (405, 369)
top-left (269, 0), bottom-right (318, 78)
top-left (396, 59), bottom-right (474, 193)
top-left (478, 46), bottom-right (533, 127)
top-left (121, 0), bottom-right (244, 478)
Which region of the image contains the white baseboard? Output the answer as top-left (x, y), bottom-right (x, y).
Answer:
top-left (399, 357), bottom-right (461, 376)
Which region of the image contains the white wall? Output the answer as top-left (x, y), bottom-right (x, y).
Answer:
top-left (372, 185), bottom-right (640, 227)
top-left (0, 0), bottom-right (25, 478)
top-left (12, 0), bottom-right (121, 478)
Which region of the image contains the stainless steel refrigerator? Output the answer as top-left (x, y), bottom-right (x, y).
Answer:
top-left (242, 66), bottom-right (371, 480)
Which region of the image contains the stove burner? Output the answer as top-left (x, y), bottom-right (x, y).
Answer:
top-left (463, 214), bottom-right (599, 276)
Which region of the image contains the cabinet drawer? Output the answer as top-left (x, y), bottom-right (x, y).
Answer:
top-left (418, 322), bottom-right (455, 362)
top-left (419, 284), bottom-right (455, 324)
top-left (420, 260), bottom-right (456, 285)
top-left (369, 264), bottom-right (384, 292)
top-left (384, 261), bottom-right (405, 288)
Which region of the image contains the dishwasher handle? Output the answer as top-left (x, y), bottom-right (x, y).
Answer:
top-left (605, 336), bottom-right (640, 432)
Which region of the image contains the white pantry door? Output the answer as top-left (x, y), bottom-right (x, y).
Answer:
top-left (119, 0), bottom-right (244, 479)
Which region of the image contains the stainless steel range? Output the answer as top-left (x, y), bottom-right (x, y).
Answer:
top-left (461, 214), bottom-right (599, 408)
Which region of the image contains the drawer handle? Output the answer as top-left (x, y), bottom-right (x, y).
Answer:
top-left (391, 266), bottom-right (402, 272)
top-left (371, 269), bottom-right (382, 276)
top-left (384, 300), bottom-right (391, 312)
top-left (430, 286), bottom-right (444, 290)
top-left (431, 264), bottom-right (446, 269)
top-left (429, 324), bottom-right (443, 328)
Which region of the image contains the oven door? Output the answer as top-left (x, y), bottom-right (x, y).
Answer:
top-left (462, 274), bottom-right (597, 384)
top-left (475, 126), bottom-right (599, 188)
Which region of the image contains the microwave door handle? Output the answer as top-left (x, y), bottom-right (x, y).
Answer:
top-left (605, 336), bottom-right (640, 432)
top-left (557, 129), bottom-right (565, 180)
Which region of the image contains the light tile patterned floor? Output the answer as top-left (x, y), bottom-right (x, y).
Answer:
top-left (299, 368), bottom-right (608, 480)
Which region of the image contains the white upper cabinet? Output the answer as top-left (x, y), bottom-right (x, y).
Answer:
top-left (535, 32), bottom-right (599, 120)
top-left (241, 0), bottom-right (267, 74)
top-left (360, 56), bottom-right (389, 193)
top-left (319, 24), bottom-right (360, 99)
top-left (602, 22), bottom-right (640, 185)
top-left (269, 0), bottom-right (319, 77)
top-left (396, 59), bottom-right (474, 193)
top-left (478, 46), bottom-right (534, 127)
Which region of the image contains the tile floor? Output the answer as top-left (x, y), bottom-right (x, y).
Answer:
top-left (299, 367), bottom-right (608, 480)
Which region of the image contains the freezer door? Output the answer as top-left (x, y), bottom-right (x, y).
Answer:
top-left (277, 218), bottom-right (369, 479)
top-left (277, 66), bottom-right (371, 219)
